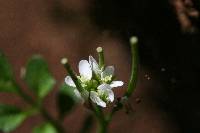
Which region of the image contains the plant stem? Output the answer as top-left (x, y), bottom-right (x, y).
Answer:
top-left (107, 36), bottom-right (139, 123)
top-left (91, 105), bottom-right (107, 133)
top-left (15, 84), bottom-right (38, 107)
top-left (96, 47), bottom-right (107, 132)
top-left (106, 99), bottom-right (123, 122)
top-left (16, 85), bottom-right (66, 133)
top-left (61, 58), bottom-right (83, 92)
top-left (40, 108), bottom-right (65, 133)
top-left (98, 121), bottom-right (107, 133)
top-left (96, 47), bottom-right (105, 69)
top-left (125, 36), bottom-right (139, 97)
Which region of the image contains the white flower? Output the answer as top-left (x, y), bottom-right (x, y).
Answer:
top-left (89, 56), bottom-right (124, 88)
top-left (90, 84), bottom-right (114, 107)
top-left (89, 56), bottom-right (123, 107)
top-left (65, 56), bottom-right (124, 108)
top-left (65, 60), bottom-right (92, 101)
top-left (78, 60), bottom-right (92, 81)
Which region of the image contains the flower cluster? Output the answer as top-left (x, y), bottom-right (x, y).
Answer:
top-left (65, 56), bottom-right (123, 107)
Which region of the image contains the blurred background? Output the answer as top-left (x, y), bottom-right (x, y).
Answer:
top-left (0, 0), bottom-right (200, 133)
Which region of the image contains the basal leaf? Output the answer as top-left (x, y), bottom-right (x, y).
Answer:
top-left (33, 122), bottom-right (57, 133)
top-left (0, 104), bottom-right (27, 132)
top-left (57, 83), bottom-right (78, 119)
top-left (0, 52), bottom-right (18, 93)
top-left (24, 55), bottom-right (55, 99)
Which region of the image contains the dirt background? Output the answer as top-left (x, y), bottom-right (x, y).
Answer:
top-left (1, 0), bottom-right (200, 133)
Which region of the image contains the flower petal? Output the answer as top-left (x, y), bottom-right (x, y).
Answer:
top-left (98, 84), bottom-right (114, 102)
top-left (65, 76), bottom-right (76, 87)
top-left (110, 81), bottom-right (124, 88)
top-left (101, 66), bottom-right (114, 79)
top-left (97, 83), bottom-right (112, 90)
top-left (89, 56), bottom-right (101, 75)
top-left (79, 60), bottom-right (92, 80)
top-left (90, 91), bottom-right (106, 107)
top-left (107, 89), bottom-right (114, 102)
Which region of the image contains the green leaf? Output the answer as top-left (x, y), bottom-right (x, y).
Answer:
top-left (0, 80), bottom-right (19, 93)
top-left (0, 52), bottom-right (18, 93)
top-left (24, 55), bottom-right (55, 99)
top-left (33, 123), bottom-right (57, 133)
top-left (57, 83), bottom-right (78, 119)
top-left (0, 52), bottom-right (13, 80)
top-left (0, 104), bottom-right (27, 132)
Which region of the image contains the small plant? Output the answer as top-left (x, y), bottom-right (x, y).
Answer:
top-left (0, 36), bottom-right (138, 133)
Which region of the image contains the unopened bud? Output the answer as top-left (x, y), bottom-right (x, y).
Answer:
top-left (130, 36), bottom-right (138, 45)
top-left (61, 58), bottom-right (68, 65)
top-left (96, 47), bottom-right (103, 53)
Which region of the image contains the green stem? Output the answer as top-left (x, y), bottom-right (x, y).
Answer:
top-left (40, 108), bottom-right (65, 133)
top-left (125, 36), bottom-right (139, 97)
top-left (61, 58), bottom-right (83, 92)
top-left (98, 121), bottom-right (107, 133)
top-left (92, 104), bottom-right (107, 133)
top-left (16, 85), bottom-right (66, 133)
top-left (15, 84), bottom-right (38, 107)
top-left (106, 97), bottom-right (124, 124)
top-left (107, 36), bottom-right (139, 123)
top-left (96, 47), bottom-right (105, 69)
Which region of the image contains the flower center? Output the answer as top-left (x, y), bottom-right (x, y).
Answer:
top-left (102, 75), bottom-right (112, 83)
top-left (99, 92), bottom-right (109, 103)
top-left (77, 76), bottom-right (99, 92)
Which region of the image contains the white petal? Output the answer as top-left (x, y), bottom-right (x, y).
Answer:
top-left (107, 89), bottom-right (114, 102)
top-left (101, 66), bottom-right (114, 79)
top-left (89, 56), bottom-right (101, 75)
top-left (90, 91), bottom-right (106, 107)
top-left (89, 56), bottom-right (98, 68)
top-left (110, 81), bottom-right (124, 88)
top-left (97, 84), bottom-right (112, 90)
top-left (98, 85), bottom-right (114, 102)
top-left (65, 76), bottom-right (76, 87)
top-left (79, 60), bottom-right (92, 80)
